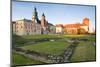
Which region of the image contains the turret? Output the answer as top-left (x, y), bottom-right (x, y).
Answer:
top-left (82, 17), bottom-right (89, 26)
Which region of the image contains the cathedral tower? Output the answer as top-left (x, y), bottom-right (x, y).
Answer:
top-left (41, 13), bottom-right (46, 28)
top-left (32, 7), bottom-right (39, 24)
top-left (82, 17), bottom-right (90, 32)
top-left (40, 13), bottom-right (48, 34)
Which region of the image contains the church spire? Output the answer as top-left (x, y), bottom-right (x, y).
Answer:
top-left (32, 7), bottom-right (37, 17)
top-left (32, 7), bottom-right (40, 23)
top-left (34, 6), bottom-right (36, 11)
top-left (42, 13), bottom-right (45, 17)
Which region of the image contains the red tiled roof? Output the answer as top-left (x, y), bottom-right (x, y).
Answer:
top-left (64, 23), bottom-right (87, 28)
top-left (56, 21), bottom-right (88, 28)
top-left (56, 18), bottom-right (89, 28)
top-left (64, 24), bottom-right (79, 28)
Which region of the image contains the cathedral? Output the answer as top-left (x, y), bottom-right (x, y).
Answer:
top-left (12, 7), bottom-right (54, 35)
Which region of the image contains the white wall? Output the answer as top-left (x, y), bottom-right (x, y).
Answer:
top-left (56, 27), bottom-right (63, 33)
top-left (0, 0), bottom-right (100, 67)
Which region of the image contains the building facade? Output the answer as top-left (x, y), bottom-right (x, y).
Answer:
top-left (12, 7), bottom-right (54, 35)
top-left (56, 18), bottom-right (90, 34)
top-left (56, 24), bottom-right (64, 34)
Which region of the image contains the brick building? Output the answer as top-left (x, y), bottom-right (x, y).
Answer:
top-left (56, 18), bottom-right (90, 34)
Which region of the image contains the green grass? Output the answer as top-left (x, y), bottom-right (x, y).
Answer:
top-left (12, 34), bottom-right (96, 64)
top-left (21, 41), bottom-right (70, 55)
top-left (22, 34), bottom-right (58, 39)
top-left (13, 34), bottom-right (95, 47)
top-left (12, 51), bottom-right (44, 65)
top-left (12, 34), bottom-right (32, 47)
top-left (70, 41), bottom-right (96, 62)
top-left (12, 34), bottom-right (61, 47)
top-left (61, 35), bottom-right (96, 42)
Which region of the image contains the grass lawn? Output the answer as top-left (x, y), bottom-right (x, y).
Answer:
top-left (70, 41), bottom-right (96, 62)
top-left (62, 35), bottom-right (96, 41)
top-left (21, 41), bottom-right (70, 55)
top-left (13, 34), bottom-right (95, 47)
top-left (12, 34), bottom-right (61, 47)
top-left (12, 51), bottom-right (44, 65)
top-left (22, 34), bottom-right (59, 39)
top-left (12, 34), bottom-right (96, 64)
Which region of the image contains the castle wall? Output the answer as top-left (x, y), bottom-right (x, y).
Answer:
top-left (15, 20), bottom-right (25, 35)
top-left (14, 19), bottom-right (42, 36)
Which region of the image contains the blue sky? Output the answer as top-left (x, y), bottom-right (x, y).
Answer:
top-left (12, 1), bottom-right (96, 27)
